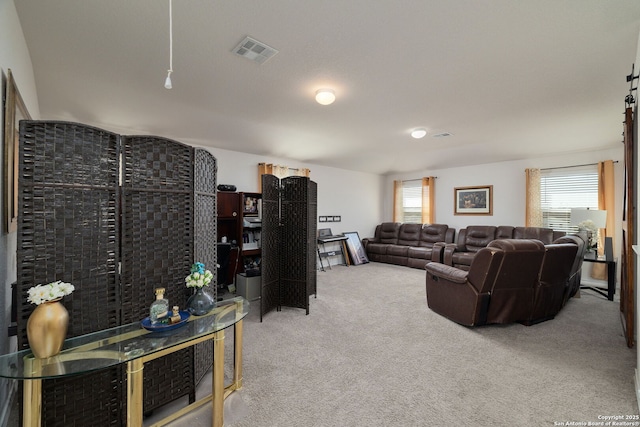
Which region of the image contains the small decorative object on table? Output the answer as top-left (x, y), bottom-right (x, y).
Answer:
top-left (185, 262), bottom-right (215, 316)
top-left (149, 287), bottom-right (170, 324)
top-left (26, 280), bottom-right (75, 358)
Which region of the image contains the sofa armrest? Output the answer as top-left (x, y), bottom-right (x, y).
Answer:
top-left (425, 262), bottom-right (468, 284)
top-left (431, 242), bottom-right (446, 263)
top-left (445, 227), bottom-right (455, 244)
top-left (456, 228), bottom-right (467, 251)
top-left (361, 237), bottom-right (379, 248)
top-left (442, 243), bottom-right (457, 266)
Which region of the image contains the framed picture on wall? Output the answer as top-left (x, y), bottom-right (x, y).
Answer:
top-left (3, 69), bottom-right (31, 233)
top-left (454, 185), bottom-right (493, 215)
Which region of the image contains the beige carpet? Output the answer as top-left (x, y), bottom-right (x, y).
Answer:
top-left (149, 262), bottom-right (638, 427)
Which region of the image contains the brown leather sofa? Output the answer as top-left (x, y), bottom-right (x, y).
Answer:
top-left (553, 232), bottom-right (588, 304)
top-left (363, 222), bottom-right (455, 269)
top-left (525, 241), bottom-right (579, 325)
top-left (425, 238), bottom-right (580, 326)
top-left (443, 225), bottom-right (566, 270)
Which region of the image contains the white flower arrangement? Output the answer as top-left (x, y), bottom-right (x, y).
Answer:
top-left (577, 219), bottom-right (598, 248)
top-left (185, 262), bottom-right (214, 288)
top-left (27, 280), bottom-right (75, 305)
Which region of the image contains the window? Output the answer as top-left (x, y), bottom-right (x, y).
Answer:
top-left (399, 180), bottom-right (422, 223)
top-left (393, 177), bottom-right (435, 224)
top-left (540, 165), bottom-right (598, 233)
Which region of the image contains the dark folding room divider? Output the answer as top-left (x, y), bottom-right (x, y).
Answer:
top-left (16, 121), bottom-right (217, 426)
top-left (192, 148), bottom-right (218, 385)
top-left (17, 121), bottom-right (123, 426)
top-left (120, 135), bottom-right (196, 413)
top-left (260, 174), bottom-right (317, 320)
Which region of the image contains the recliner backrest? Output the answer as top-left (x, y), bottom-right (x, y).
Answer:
top-left (418, 224), bottom-right (450, 247)
top-left (466, 246), bottom-right (506, 294)
top-left (496, 226), bottom-right (514, 239)
top-left (486, 239), bottom-right (546, 290)
top-left (513, 227), bottom-right (558, 244)
top-left (484, 239), bottom-right (546, 323)
top-left (397, 223), bottom-right (421, 246)
top-left (539, 243), bottom-right (578, 287)
top-left (378, 222), bottom-right (401, 244)
top-left (552, 233), bottom-right (586, 300)
top-left (463, 226), bottom-right (497, 252)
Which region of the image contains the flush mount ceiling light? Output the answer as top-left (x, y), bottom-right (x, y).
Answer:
top-left (411, 128), bottom-right (427, 139)
top-left (315, 89), bottom-right (336, 106)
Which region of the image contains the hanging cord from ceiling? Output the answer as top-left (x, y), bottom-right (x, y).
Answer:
top-left (164, 0), bottom-right (173, 89)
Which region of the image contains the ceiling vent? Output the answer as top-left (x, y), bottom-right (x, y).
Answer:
top-left (233, 36), bottom-right (279, 64)
top-left (432, 132), bottom-right (453, 138)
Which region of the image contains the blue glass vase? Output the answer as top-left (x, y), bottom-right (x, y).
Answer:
top-left (186, 287), bottom-right (215, 316)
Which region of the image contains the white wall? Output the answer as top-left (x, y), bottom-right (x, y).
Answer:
top-left (198, 145), bottom-right (384, 239)
top-left (384, 146), bottom-right (624, 255)
top-left (0, 1), bottom-right (40, 424)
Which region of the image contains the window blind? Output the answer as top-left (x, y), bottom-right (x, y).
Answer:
top-left (540, 165), bottom-right (598, 232)
top-left (401, 180), bottom-right (422, 223)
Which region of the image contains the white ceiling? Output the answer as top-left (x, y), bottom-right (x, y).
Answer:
top-left (14, 0), bottom-right (640, 175)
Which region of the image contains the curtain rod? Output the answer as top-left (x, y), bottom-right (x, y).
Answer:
top-left (540, 160), bottom-right (619, 171)
top-left (402, 177), bottom-right (438, 182)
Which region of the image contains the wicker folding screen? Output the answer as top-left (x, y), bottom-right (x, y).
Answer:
top-left (16, 122), bottom-right (218, 425)
top-left (120, 135), bottom-right (195, 412)
top-left (260, 174), bottom-right (281, 320)
top-left (193, 148), bottom-right (218, 384)
top-left (260, 175), bottom-right (317, 319)
top-left (17, 121), bottom-right (122, 426)
top-left (281, 177), bottom-right (317, 313)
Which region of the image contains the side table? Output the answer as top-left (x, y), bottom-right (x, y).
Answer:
top-left (581, 237), bottom-right (616, 301)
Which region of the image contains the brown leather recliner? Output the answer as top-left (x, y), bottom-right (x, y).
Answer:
top-left (363, 222), bottom-right (400, 263)
top-left (553, 232), bottom-right (587, 304)
top-left (443, 225), bottom-right (566, 270)
top-left (387, 223), bottom-right (422, 266)
top-left (425, 239), bottom-right (546, 326)
top-left (407, 224), bottom-right (455, 269)
top-left (525, 242), bottom-right (579, 325)
top-left (443, 225), bottom-right (497, 270)
top-left (363, 223), bottom-right (455, 268)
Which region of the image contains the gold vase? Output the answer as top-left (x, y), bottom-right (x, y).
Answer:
top-left (27, 299), bottom-right (69, 358)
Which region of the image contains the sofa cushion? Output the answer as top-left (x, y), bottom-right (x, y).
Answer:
top-left (450, 251), bottom-right (476, 270)
top-left (366, 243), bottom-right (391, 255)
top-left (387, 245), bottom-right (409, 257)
top-left (408, 246), bottom-right (432, 259)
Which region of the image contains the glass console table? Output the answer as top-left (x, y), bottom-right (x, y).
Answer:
top-left (0, 296), bottom-right (249, 427)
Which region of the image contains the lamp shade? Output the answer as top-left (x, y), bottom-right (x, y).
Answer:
top-left (315, 89), bottom-right (336, 105)
top-left (570, 209), bottom-right (607, 229)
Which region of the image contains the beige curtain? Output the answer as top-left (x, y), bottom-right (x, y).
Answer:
top-left (422, 177), bottom-right (435, 224)
top-left (525, 168), bottom-right (542, 226)
top-left (393, 180), bottom-right (403, 222)
top-left (258, 163), bottom-right (311, 191)
top-left (592, 160), bottom-right (616, 280)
